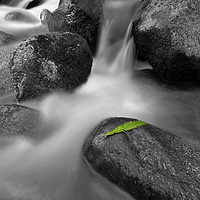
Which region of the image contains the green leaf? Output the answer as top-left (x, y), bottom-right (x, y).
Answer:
top-left (105, 120), bottom-right (147, 136)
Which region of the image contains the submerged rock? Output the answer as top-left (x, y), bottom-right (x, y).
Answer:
top-left (132, 0), bottom-right (200, 83)
top-left (10, 32), bottom-right (93, 102)
top-left (4, 10), bottom-right (39, 23)
top-left (47, 2), bottom-right (99, 54)
top-left (83, 117), bottom-right (200, 200)
top-left (0, 104), bottom-right (41, 140)
top-left (0, 31), bottom-right (22, 46)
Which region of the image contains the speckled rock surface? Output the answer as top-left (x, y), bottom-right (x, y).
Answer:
top-left (0, 104), bottom-right (41, 140)
top-left (59, 0), bottom-right (104, 21)
top-left (132, 0), bottom-right (200, 83)
top-left (83, 117), bottom-right (200, 200)
top-left (0, 50), bottom-right (16, 104)
top-left (9, 32), bottom-right (93, 102)
top-left (47, 2), bottom-right (99, 54)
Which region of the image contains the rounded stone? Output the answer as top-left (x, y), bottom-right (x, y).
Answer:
top-left (0, 104), bottom-right (41, 140)
top-left (4, 10), bottom-right (39, 23)
top-left (132, 0), bottom-right (200, 83)
top-left (9, 32), bottom-right (93, 101)
top-left (47, 2), bottom-right (99, 55)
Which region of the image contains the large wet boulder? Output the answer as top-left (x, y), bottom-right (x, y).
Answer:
top-left (132, 0), bottom-right (200, 83)
top-left (59, 0), bottom-right (104, 22)
top-left (83, 117), bottom-right (200, 200)
top-left (9, 32), bottom-right (93, 102)
top-left (47, 2), bottom-right (99, 54)
top-left (0, 104), bottom-right (41, 140)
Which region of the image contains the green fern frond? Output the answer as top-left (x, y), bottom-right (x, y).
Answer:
top-left (105, 120), bottom-right (147, 136)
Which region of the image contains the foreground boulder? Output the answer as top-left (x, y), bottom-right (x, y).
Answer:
top-left (9, 32), bottom-right (93, 102)
top-left (0, 104), bottom-right (41, 140)
top-left (46, 2), bottom-right (99, 54)
top-left (83, 117), bottom-right (200, 200)
top-left (132, 0), bottom-right (200, 83)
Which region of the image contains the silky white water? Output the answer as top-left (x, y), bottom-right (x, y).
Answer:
top-left (0, 0), bottom-right (200, 199)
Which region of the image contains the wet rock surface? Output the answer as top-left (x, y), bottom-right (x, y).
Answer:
top-left (40, 8), bottom-right (52, 24)
top-left (47, 2), bottom-right (99, 54)
top-left (0, 104), bottom-right (41, 140)
top-left (83, 117), bottom-right (200, 200)
top-left (9, 32), bottom-right (93, 102)
top-left (0, 50), bottom-right (16, 104)
top-left (132, 0), bottom-right (200, 83)
top-left (59, 0), bottom-right (104, 21)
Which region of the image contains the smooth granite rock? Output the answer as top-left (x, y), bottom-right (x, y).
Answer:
top-left (83, 117), bottom-right (200, 200)
top-left (132, 0), bottom-right (200, 83)
top-left (9, 32), bottom-right (93, 102)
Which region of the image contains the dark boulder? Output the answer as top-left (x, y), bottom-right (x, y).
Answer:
top-left (47, 2), bottom-right (99, 54)
top-left (83, 117), bottom-right (200, 200)
top-left (26, 0), bottom-right (45, 9)
top-left (132, 0), bottom-right (200, 83)
top-left (0, 104), bottom-right (41, 140)
top-left (9, 32), bottom-right (93, 102)
top-left (4, 10), bottom-right (39, 23)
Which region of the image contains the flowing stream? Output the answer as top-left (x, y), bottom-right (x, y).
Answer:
top-left (0, 0), bottom-right (200, 199)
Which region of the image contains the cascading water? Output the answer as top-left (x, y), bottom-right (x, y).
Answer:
top-left (0, 0), bottom-right (200, 199)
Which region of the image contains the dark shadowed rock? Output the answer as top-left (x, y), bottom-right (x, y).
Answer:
top-left (4, 10), bottom-right (39, 23)
top-left (47, 2), bottom-right (99, 54)
top-left (83, 117), bottom-right (200, 200)
top-left (59, 0), bottom-right (104, 21)
top-left (9, 32), bottom-right (93, 102)
top-left (26, 0), bottom-right (45, 9)
top-left (132, 0), bottom-right (200, 83)
top-left (0, 104), bottom-right (41, 140)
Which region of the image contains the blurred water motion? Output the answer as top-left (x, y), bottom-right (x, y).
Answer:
top-left (0, 0), bottom-right (199, 199)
